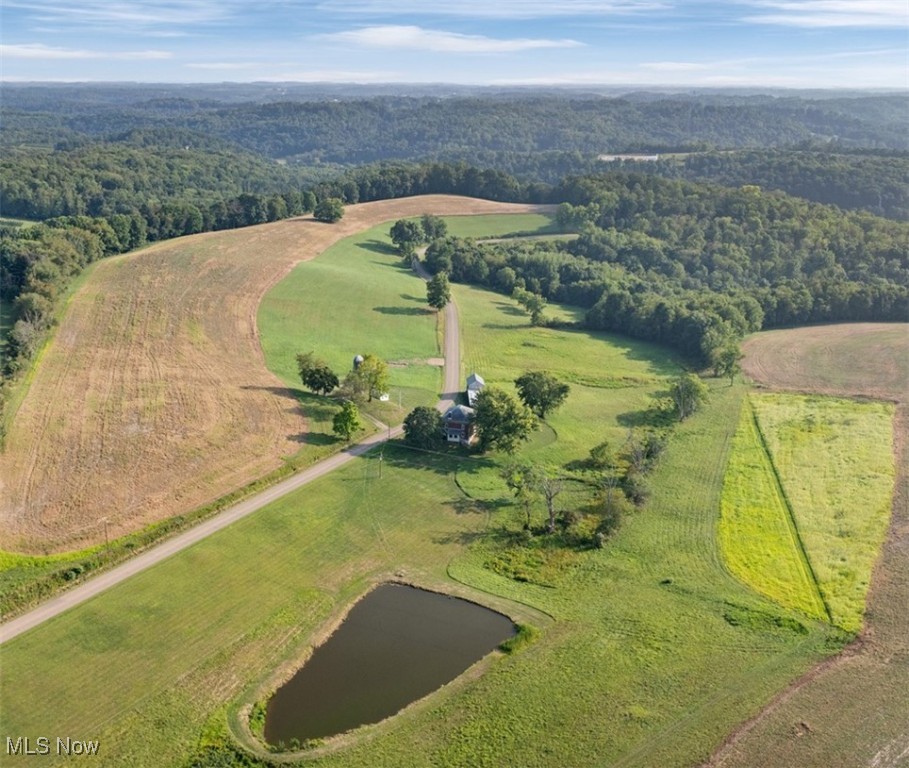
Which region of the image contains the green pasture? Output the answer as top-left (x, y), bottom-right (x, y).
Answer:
top-left (258, 224), bottom-right (439, 421)
top-left (453, 280), bottom-right (680, 491)
top-left (750, 393), bottom-right (895, 633)
top-left (0, 382), bottom-right (839, 768)
top-left (257, 213), bottom-right (559, 427)
top-left (719, 400), bottom-right (827, 620)
top-left (440, 212), bottom-right (558, 240)
top-left (2, 213), bottom-right (882, 767)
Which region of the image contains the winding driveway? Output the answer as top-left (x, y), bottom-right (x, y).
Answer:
top-left (0, 244), bottom-right (461, 645)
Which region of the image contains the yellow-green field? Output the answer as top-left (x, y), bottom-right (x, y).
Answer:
top-left (719, 401), bottom-right (828, 621)
top-left (721, 394), bottom-right (894, 633)
top-left (711, 325), bottom-right (907, 767)
top-left (751, 393), bottom-right (895, 632)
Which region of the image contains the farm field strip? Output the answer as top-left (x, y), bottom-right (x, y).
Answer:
top-left (719, 399), bottom-right (828, 621)
top-left (708, 324), bottom-right (908, 767)
top-left (0, 196), bottom-right (552, 554)
top-left (750, 393), bottom-right (895, 633)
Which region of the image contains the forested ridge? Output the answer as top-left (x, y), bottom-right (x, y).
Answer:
top-left (422, 172), bottom-right (908, 364)
top-left (2, 86), bottom-right (907, 424)
top-left (3, 88), bottom-right (907, 223)
top-left (5, 89), bottom-right (906, 157)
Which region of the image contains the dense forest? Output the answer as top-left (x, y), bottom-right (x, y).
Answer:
top-left (422, 173), bottom-right (908, 364)
top-left (5, 87), bottom-right (906, 158)
top-left (3, 87), bottom-right (907, 224)
top-left (2, 85), bottom-right (907, 402)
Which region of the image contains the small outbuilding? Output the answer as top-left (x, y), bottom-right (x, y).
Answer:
top-left (442, 404), bottom-right (476, 446)
top-left (466, 372), bottom-right (485, 406)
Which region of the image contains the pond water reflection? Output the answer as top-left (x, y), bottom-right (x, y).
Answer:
top-left (264, 583), bottom-right (516, 746)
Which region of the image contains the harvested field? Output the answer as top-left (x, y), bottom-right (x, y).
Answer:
top-left (741, 323), bottom-right (908, 401)
top-left (708, 324), bottom-right (908, 767)
top-left (0, 196), bottom-right (552, 553)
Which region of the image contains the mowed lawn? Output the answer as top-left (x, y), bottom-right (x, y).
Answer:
top-left (258, 214), bottom-right (559, 425)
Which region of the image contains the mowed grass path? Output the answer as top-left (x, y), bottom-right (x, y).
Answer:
top-left (720, 400), bottom-right (828, 621)
top-left (750, 393), bottom-right (895, 633)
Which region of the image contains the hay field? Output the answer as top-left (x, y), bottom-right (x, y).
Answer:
top-left (709, 324), bottom-right (908, 768)
top-left (0, 197), bottom-right (551, 553)
top-left (741, 322), bottom-right (908, 401)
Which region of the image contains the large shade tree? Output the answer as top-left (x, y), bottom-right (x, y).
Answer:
top-left (473, 386), bottom-right (537, 454)
top-left (514, 371), bottom-right (570, 418)
top-left (403, 406), bottom-right (444, 449)
top-left (426, 272), bottom-right (451, 311)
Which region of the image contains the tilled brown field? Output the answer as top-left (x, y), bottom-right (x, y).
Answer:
top-left (709, 323), bottom-right (909, 768)
top-left (0, 196), bottom-right (551, 553)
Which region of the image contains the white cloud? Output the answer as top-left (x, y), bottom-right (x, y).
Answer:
top-left (741, 1), bottom-right (907, 27)
top-left (2, 0), bottom-right (235, 28)
top-left (187, 62), bottom-right (257, 70)
top-left (0, 43), bottom-right (172, 60)
top-left (316, 0), bottom-right (667, 18)
top-left (322, 25), bottom-right (583, 53)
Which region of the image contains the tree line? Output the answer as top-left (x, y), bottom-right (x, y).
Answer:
top-left (422, 172), bottom-right (907, 365)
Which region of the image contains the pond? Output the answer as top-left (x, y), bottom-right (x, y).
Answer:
top-left (263, 583), bottom-right (516, 746)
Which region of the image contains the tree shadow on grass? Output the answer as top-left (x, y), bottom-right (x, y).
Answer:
top-left (494, 301), bottom-right (525, 317)
top-left (290, 430), bottom-right (338, 446)
top-left (431, 529), bottom-right (488, 547)
top-left (241, 385), bottom-right (303, 402)
top-left (373, 305), bottom-right (432, 316)
top-left (358, 239), bottom-right (396, 256)
top-left (616, 393), bottom-right (675, 430)
top-left (400, 293), bottom-right (424, 303)
top-left (444, 497), bottom-right (510, 515)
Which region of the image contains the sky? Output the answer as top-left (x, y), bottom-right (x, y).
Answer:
top-left (1, 1), bottom-right (906, 88)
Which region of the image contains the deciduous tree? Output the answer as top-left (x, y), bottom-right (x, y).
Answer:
top-left (389, 219), bottom-right (424, 255)
top-left (514, 371), bottom-right (570, 418)
top-left (473, 386), bottom-right (537, 454)
top-left (669, 372), bottom-right (709, 420)
top-left (711, 342), bottom-right (744, 384)
top-left (426, 272), bottom-right (451, 310)
top-left (420, 214), bottom-right (448, 241)
top-left (344, 353), bottom-right (389, 401)
top-left (403, 406), bottom-right (444, 449)
top-left (313, 197), bottom-right (344, 223)
top-left (332, 400), bottom-right (361, 441)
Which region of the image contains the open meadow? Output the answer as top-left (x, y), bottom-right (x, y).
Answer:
top-left (709, 323), bottom-right (908, 768)
top-left (0, 196), bottom-right (551, 557)
top-left (0, 215), bottom-right (864, 768)
top-left (258, 213), bottom-right (557, 425)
